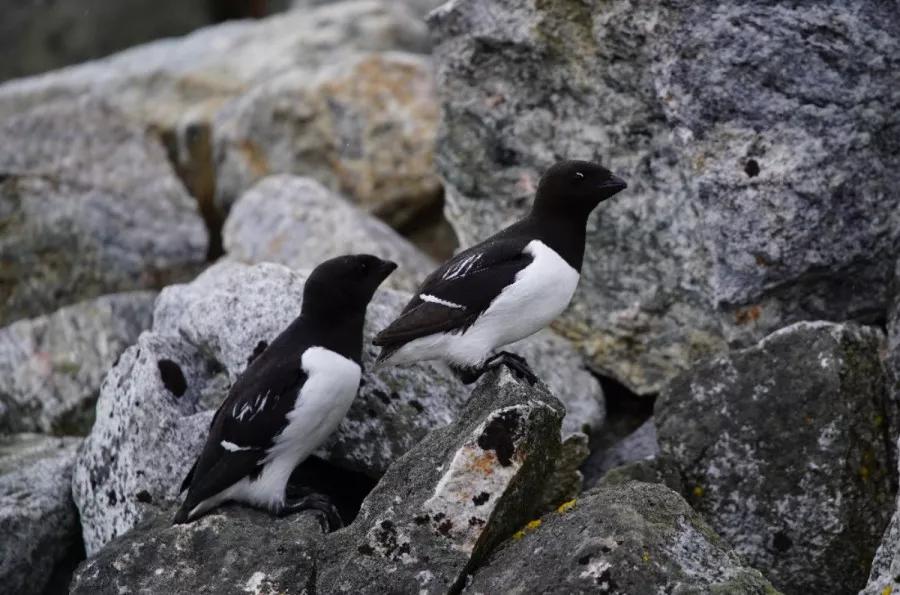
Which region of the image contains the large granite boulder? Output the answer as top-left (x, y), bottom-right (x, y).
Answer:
top-left (657, 321), bottom-right (893, 594)
top-left (317, 367), bottom-right (565, 594)
top-left (466, 481), bottom-right (777, 594)
top-left (0, 97), bottom-right (206, 324)
top-left (0, 434), bottom-right (82, 595)
top-left (74, 261), bottom-right (602, 554)
top-left (428, 0), bottom-right (900, 395)
top-left (0, 292), bottom-right (156, 435)
top-left (213, 51), bottom-right (441, 228)
top-left (222, 175), bottom-right (436, 293)
top-left (71, 507), bottom-right (322, 595)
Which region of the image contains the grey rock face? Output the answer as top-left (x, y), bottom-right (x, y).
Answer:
top-left (213, 51), bottom-right (441, 227)
top-left (222, 175), bottom-right (437, 293)
top-left (293, 0), bottom-right (445, 20)
top-left (657, 321), bottom-right (893, 594)
top-left (429, 0), bottom-right (900, 395)
top-left (0, 292), bottom-right (156, 435)
top-left (317, 368), bottom-right (565, 594)
top-left (590, 418), bottom-right (659, 480)
top-left (74, 260), bottom-right (600, 556)
top-left (70, 507), bottom-right (322, 595)
top-left (467, 481), bottom-right (777, 594)
top-left (0, 434), bottom-right (82, 595)
top-left (864, 437), bottom-right (900, 595)
top-left (0, 97), bottom-right (206, 324)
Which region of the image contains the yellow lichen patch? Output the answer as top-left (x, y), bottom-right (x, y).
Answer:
top-left (512, 529), bottom-right (527, 541)
top-left (526, 519), bottom-right (542, 531)
top-left (875, 414), bottom-right (885, 428)
top-left (859, 466), bottom-right (871, 481)
top-left (881, 585), bottom-right (892, 595)
top-left (512, 519), bottom-right (543, 540)
top-left (557, 499), bottom-right (577, 514)
top-left (642, 551), bottom-right (651, 563)
top-left (692, 485), bottom-right (705, 498)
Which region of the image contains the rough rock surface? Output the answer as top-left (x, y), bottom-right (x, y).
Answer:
top-left (589, 418), bottom-right (659, 479)
top-left (467, 481), bottom-right (777, 594)
top-left (213, 51), bottom-right (441, 227)
top-left (0, 97), bottom-right (206, 324)
top-left (0, 291), bottom-right (156, 435)
top-left (657, 321), bottom-right (893, 594)
top-left (294, 0), bottom-right (444, 20)
top-left (74, 260), bottom-right (602, 556)
top-left (317, 368), bottom-right (565, 594)
top-left (864, 437), bottom-right (900, 595)
top-left (71, 507), bottom-right (322, 595)
top-left (0, 434), bottom-right (82, 595)
top-left (222, 175), bottom-right (436, 293)
top-left (0, 1), bottom-right (430, 229)
top-left (429, 0), bottom-right (900, 395)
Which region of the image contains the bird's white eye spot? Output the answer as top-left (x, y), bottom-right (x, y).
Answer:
top-left (575, 171), bottom-right (584, 179)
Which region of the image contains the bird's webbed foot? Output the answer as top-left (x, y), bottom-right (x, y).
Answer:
top-left (485, 351), bottom-right (538, 385)
top-left (280, 492), bottom-right (343, 532)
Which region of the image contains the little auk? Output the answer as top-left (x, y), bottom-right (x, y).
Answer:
top-left (174, 254), bottom-right (397, 527)
top-left (373, 159), bottom-right (626, 384)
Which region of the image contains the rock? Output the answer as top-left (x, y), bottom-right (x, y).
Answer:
top-left (0, 434), bottom-right (82, 595)
top-left (590, 418), bottom-right (659, 479)
top-left (597, 456), bottom-right (685, 496)
top-left (294, 0), bottom-right (445, 20)
top-left (74, 260), bottom-right (600, 555)
top-left (222, 175), bottom-right (436, 293)
top-left (317, 367), bottom-right (565, 594)
top-left (863, 437), bottom-right (900, 595)
top-left (71, 507), bottom-right (322, 595)
top-left (657, 321), bottom-right (893, 594)
top-left (0, 291), bottom-right (156, 435)
top-left (466, 481), bottom-right (778, 594)
top-left (213, 51), bottom-right (441, 228)
top-left (0, 97), bottom-right (206, 324)
top-left (0, 1), bottom-right (430, 232)
top-left (428, 0), bottom-right (900, 395)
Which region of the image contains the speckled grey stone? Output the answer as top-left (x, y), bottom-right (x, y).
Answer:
top-left (657, 321), bottom-right (893, 594)
top-left (428, 0), bottom-right (900, 395)
top-left (591, 418), bottom-right (659, 481)
top-left (222, 175), bottom-right (436, 293)
top-left (863, 438), bottom-right (900, 595)
top-left (0, 97), bottom-right (206, 325)
top-left (317, 367), bottom-right (565, 594)
top-left (466, 481), bottom-right (778, 595)
top-left (70, 507), bottom-right (322, 595)
top-left (0, 434), bottom-right (82, 595)
top-left (0, 292), bottom-right (156, 435)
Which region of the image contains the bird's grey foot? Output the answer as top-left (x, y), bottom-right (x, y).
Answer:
top-left (486, 351), bottom-right (538, 385)
top-left (280, 492), bottom-right (343, 532)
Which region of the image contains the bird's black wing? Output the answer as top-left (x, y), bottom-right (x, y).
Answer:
top-left (373, 236), bottom-right (533, 352)
top-left (175, 347), bottom-right (307, 521)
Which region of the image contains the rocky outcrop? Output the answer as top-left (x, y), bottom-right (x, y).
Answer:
top-left (73, 261), bottom-right (603, 554)
top-left (428, 0), bottom-right (900, 395)
top-left (317, 367), bottom-right (565, 594)
top-left (0, 97), bottom-right (206, 324)
top-left (0, 434), bottom-right (82, 595)
top-left (588, 418), bottom-right (659, 480)
top-left (657, 321), bottom-right (893, 594)
top-left (864, 435), bottom-right (900, 595)
top-left (466, 481), bottom-right (778, 594)
top-left (213, 51), bottom-right (441, 227)
top-left (70, 508), bottom-right (322, 595)
top-left (0, 292), bottom-right (156, 435)
top-left (222, 175), bottom-right (436, 293)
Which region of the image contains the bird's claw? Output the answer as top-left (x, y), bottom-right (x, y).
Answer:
top-left (280, 492), bottom-right (343, 532)
top-left (487, 351), bottom-right (538, 385)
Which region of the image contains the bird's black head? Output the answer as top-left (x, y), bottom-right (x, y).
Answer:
top-left (302, 254), bottom-right (397, 318)
top-left (531, 160), bottom-right (627, 218)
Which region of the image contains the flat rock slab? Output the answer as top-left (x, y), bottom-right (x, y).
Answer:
top-left (657, 321), bottom-right (893, 594)
top-left (0, 434), bottom-right (82, 595)
top-left (466, 481), bottom-right (778, 594)
top-left (0, 291), bottom-right (156, 435)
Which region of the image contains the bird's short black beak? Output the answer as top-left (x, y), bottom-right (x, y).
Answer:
top-left (598, 174), bottom-right (627, 196)
top-left (377, 260), bottom-right (398, 278)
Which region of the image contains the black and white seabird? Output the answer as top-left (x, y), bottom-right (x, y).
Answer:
top-left (373, 160), bottom-right (626, 384)
top-left (173, 254), bottom-right (397, 526)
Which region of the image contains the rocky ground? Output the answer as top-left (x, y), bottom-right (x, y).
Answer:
top-left (1, 1), bottom-right (898, 594)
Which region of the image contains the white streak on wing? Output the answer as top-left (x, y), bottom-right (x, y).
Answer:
top-left (443, 253), bottom-right (481, 280)
top-left (420, 294), bottom-right (465, 310)
top-left (221, 440), bottom-right (254, 452)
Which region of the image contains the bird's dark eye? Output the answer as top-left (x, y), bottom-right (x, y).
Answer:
top-left (574, 172), bottom-right (584, 181)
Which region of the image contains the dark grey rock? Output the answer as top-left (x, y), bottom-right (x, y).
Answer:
top-left (428, 0), bottom-right (900, 396)
top-left (0, 434), bottom-right (82, 595)
top-left (317, 367), bottom-right (565, 594)
top-left (70, 507), bottom-right (322, 595)
top-left (591, 418), bottom-right (659, 479)
top-left (466, 481), bottom-right (778, 594)
top-left (657, 321), bottom-right (893, 594)
top-left (0, 292), bottom-right (156, 435)
top-left (597, 455), bottom-right (684, 496)
top-left (0, 97), bottom-right (206, 324)
top-left (864, 439), bottom-right (900, 595)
